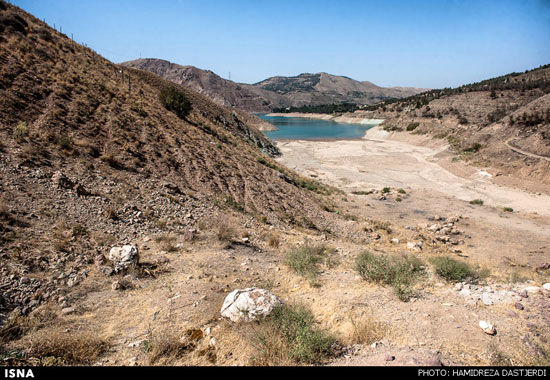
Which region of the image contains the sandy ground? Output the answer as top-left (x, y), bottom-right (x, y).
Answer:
top-left (275, 127), bottom-right (550, 217)
top-left (274, 126), bottom-right (550, 271)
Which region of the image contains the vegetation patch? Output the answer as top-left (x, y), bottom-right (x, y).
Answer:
top-left (253, 304), bottom-right (335, 365)
top-left (430, 256), bottom-right (488, 282)
top-left (159, 85), bottom-right (192, 119)
top-left (469, 199), bottom-right (484, 205)
top-left (406, 122), bottom-right (419, 131)
top-left (25, 331), bottom-right (108, 365)
top-left (285, 243), bottom-right (335, 284)
top-left (355, 251), bottom-right (425, 301)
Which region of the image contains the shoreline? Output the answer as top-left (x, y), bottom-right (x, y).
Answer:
top-left (265, 112), bottom-right (384, 126)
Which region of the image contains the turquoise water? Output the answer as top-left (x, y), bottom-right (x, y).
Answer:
top-left (259, 114), bottom-right (377, 140)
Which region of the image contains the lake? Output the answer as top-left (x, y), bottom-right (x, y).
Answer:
top-left (259, 114), bottom-right (378, 140)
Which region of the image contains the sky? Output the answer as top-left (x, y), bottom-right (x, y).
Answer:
top-left (11, 0), bottom-right (550, 88)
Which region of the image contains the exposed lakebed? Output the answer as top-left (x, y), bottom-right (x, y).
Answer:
top-left (259, 114), bottom-right (378, 140)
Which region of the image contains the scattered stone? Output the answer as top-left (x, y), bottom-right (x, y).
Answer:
top-left (384, 354), bottom-right (395, 362)
top-left (220, 287), bottom-right (282, 322)
top-left (514, 302), bottom-right (524, 311)
top-left (479, 320), bottom-right (496, 335)
top-left (542, 283), bottom-right (550, 291)
top-left (51, 171), bottom-right (74, 189)
top-left (390, 238), bottom-right (399, 244)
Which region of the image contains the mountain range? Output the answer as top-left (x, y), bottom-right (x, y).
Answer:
top-left (121, 58), bottom-right (427, 112)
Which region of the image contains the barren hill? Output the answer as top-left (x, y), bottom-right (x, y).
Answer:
top-left (122, 59), bottom-right (427, 112)
top-left (360, 65), bottom-right (550, 186)
top-left (0, 1), bottom-right (342, 322)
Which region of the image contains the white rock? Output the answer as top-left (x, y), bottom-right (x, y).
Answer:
top-left (479, 320), bottom-right (496, 335)
top-left (220, 287), bottom-right (282, 322)
top-left (391, 238), bottom-right (400, 244)
top-left (407, 241), bottom-right (422, 251)
top-left (109, 245), bottom-right (139, 272)
top-left (522, 286), bottom-right (541, 294)
top-left (542, 283), bottom-right (550, 291)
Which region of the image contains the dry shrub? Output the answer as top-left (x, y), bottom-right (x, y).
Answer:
top-left (347, 315), bottom-right (386, 345)
top-left (216, 218), bottom-right (235, 243)
top-left (26, 330), bottom-right (108, 365)
top-left (154, 233), bottom-right (178, 252)
top-left (146, 328), bottom-right (201, 364)
top-left (267, 232), bottom-right (280, 248)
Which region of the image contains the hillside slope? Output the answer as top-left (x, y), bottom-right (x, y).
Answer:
top-left (362, 65), bottom-right (550, 186)
top-left (0, 1), bottom-right (340, 318)
top-left (122, 59), bottom-right (427, 112)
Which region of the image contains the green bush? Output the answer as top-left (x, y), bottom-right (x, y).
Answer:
top-left (12, 122), bottom-right (28, 142)
top-left (355, 251), bottom-right (425, 301)
top-left (469, 199), bottom-right (484, 205)
top-left (430, 256), bottom-right (486, 282)
top-left (255, 304), bottom-right (334, 364)
top-left (406, 122), bottom-right (419, 131)
top-left (159, 85), bottom-right (191, 119)
top-left (285, 243), bottom-right (334, 283)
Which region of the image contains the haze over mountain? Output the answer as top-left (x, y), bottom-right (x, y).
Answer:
top-left (121, 58), bottom-right (427, 112)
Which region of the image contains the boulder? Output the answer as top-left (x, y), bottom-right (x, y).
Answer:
top-left (542, 283), bottom-right (550, 291)
top-left (220, 288), bottom-right (282, 322)
top-left (109, 245), bottom-right (139, 273)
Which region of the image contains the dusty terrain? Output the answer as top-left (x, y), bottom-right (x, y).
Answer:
top-left (1, 1), bottom-right (549, 368)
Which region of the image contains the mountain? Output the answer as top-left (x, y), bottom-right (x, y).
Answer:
top-left (251, 72), bottom-right (428, 108)
top-left (0, 0), bottom-right (338, 322)
top-left (121, 59), bottom-right (427, 112)
top-left (120, 58), bottom-right (276, 112)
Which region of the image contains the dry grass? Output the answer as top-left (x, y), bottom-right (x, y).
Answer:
top-left (347, 315), bottom-right (386, 345)
top-left (145, 328), bottom-right (201, 364)
top-left (25, 330), bottom-right (109, 365)
top-left (267, 232), bottom-right (280, 248)
top-left (251, 304), bottom-right (335, 365)
top-left (154, 233), bottom-right (178, 252)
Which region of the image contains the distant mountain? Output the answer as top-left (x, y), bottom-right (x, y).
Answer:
top-left (121, 59), bottom-right (428, 112)
top-left (120, 58), bottom-right (276, 112)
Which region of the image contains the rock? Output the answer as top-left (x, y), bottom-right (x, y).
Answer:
top-left (111, 280), bottom-right (122, 291)
top-left (384, 353), bottom-right (395, 361)
top-left (220, 288), bottom-right (282, 322)
top-left (426, 357), bottom-right (443, 366)
top-left (390, 238), bottom-right (399, 244)
top-left (61, 307), bottom-right (76, 315)
top-left (94, 254), bottom-right (106, 266)
top-left (522, 286), bottom-right (540, 295)
top-left (519, 290), bottom-right (528, 298)
top-left (407, 241), bottom-right (422, 251)
top-left (542, 283), bottom-right (550, 291)
top-left (479, 320), bottom-right (496, 335)
top-left (514, 302), bottom-right (524, 310)
top-left (52, 171), bottom-right (74, 189)
top-left (75, 184), bottom-right (91, 196)
top-left (109, 245), bottom-right (139, 273)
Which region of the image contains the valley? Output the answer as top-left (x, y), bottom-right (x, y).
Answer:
top-left (0, 0), bottom-right (549, 370)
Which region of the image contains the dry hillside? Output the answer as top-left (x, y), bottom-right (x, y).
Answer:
top-left (360, 66), bottom-right (550, 187)
top-left (0, 1), bottom-right (349, 325)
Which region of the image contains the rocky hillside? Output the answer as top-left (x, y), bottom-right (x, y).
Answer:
top-left (120, 58), bottom-right (276, 113)
top-left (364, 65), bottom-right (550, 186)
top-left (251, 72), bottom-right (427, 109)
top-left (121, 59), bottom-right (426, 112)
top-left (0, 1), bottom-right (342, 320)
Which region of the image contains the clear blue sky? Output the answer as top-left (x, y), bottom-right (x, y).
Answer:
top-left (11, 0), bottom-right (550, 88)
